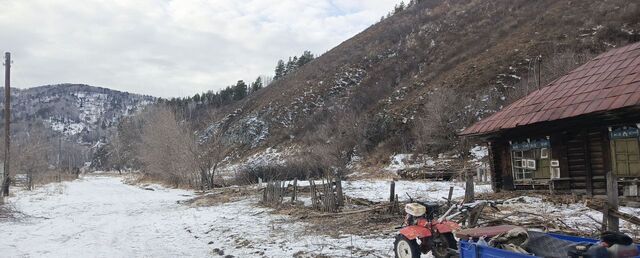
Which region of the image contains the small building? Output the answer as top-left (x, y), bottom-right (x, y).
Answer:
top-left (461, 42), bottom-right (640, 196)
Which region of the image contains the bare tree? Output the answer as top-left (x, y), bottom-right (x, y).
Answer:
top-left (140, 106), bottom-right (198, 187)
top-left (191, 130), bottom-right (230, 190)
top-left (303, 108), bottom-right (361, 176)
top-left (413, 86), bottom-right (475, 156)
top-left (13, 122), bottom-right (51, 190)
top-left (105, 131), bottom-right (128, 174)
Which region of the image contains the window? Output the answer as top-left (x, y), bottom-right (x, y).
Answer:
top-left (512, 151), bottom-right (534, 180)
top-left (612, 137), bottom-right (640, 177)
top-left (513, 168), bottom-right (533, 181)
top-left (511, 138), bottom-right (552, 181)
top-left (514, 159), bottom-right (523, 168)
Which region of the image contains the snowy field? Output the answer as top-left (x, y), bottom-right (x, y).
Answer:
top-left (1, 175), bottom-right (397, 258)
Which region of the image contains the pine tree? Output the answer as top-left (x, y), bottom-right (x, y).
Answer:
top-left (297, 51), bottom-right (314, 67)
top-left (285, 56), bottom-right (297, 75)
top-left (395, 1), bottom-right (406, 13)
top-left (220, 86), bottom-right (234, 103)
top-left (274, 60), bottom-right (286, 80)
top-left (204, 90), bottom-right (214, 104)
top-left (251, 76), bottom-right (263, 93)
top-left (233, 80), bottom-right (248, 100)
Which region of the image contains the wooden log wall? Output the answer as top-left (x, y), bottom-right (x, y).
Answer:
top-left (565, 128), bottom-right (608, 195)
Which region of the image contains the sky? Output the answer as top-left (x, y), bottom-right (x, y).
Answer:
top-left (0, 0), bottom-right (402, 98)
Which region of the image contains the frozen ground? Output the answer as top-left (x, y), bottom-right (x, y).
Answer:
top-left (343, 180), bottom-right (492, 203)
top-left (1, 175), bottom-right (397, 258)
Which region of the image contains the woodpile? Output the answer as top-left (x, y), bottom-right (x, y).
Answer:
top-left (397, 159), bottom-right (464, 180)
top-left (476, 209), bottom-right (585, 235)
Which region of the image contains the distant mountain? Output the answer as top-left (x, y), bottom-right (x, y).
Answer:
top-left (1, 83), bottom-right (155, 144)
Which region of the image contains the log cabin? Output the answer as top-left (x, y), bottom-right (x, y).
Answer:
top-left (461, 42), bottom-right (640, 196)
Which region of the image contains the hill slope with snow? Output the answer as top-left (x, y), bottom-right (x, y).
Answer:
top-left (2, 83), bottom-right (154, 144)
top-left (197, 0), bottom-right (640, 169)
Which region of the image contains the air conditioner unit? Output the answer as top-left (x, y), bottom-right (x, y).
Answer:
top-left (550, 160), bottom-right (560, 167)
top-left (526, 159), bottom-right (537, 170)
top-left (551, 167), bottom-right (561, 179)
top-left (624, 184), bottom-right (638, 197)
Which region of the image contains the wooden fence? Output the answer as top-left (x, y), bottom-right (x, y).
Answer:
top-left (261, 181), bottom-right (286, 207)
top-left (261, 177), bottom-right (345, 212)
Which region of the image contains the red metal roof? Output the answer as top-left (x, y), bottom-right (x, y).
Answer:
top-left (462, 42), bottom-right (640, 136)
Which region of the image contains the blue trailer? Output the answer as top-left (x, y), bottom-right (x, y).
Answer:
top-left (459, 233), bottom-right (640, 258)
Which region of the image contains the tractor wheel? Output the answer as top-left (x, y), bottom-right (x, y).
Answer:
top-left (431, 233), bottom-right (457, 258)
top-left (394, 234), bottom-right (420, 258)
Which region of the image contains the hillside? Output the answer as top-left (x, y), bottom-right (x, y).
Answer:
top-left (4, 84), bottom-right (154, 142)
top-left (192, 0), bottom-right (640, 175)
top-left (0, 84), bottom-right (154, 168)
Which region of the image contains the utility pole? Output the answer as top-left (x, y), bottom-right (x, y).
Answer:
top-left (2, 52), bottom-right (11, 197)
top-left (537, 55), bottom-right (542, 90)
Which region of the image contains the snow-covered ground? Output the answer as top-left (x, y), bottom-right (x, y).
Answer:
top-left (6, 175), bottom-right (635, 257)
top-left (344, 180), bottom-right (492, 203)
top-left (1, 175), bottom-right (397, 258)
top-left (500, 196), bottom-right (640, 238)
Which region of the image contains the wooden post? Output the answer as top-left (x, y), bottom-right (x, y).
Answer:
top-left (447, 186), bottom-right (454, 206)
top-left (335, 177), bottom-right (344, 207)
top-left (389, 180), bottom-right (396, 213)
top-left (309, 180), bottom-right (318, 210)
top-left (1, 52), bottom-right (10, 197)
top-left (389, 181), bottom-right (396, 202)
top-left (464, 170), bottom-right (475, 203)
top-left (291, 178), bottom-right (298, 203)
top-left (606, 172), bottom-right (619, 231)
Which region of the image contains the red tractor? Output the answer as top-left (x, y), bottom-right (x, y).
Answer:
top-left (394, 201), bottom-right (460, 258)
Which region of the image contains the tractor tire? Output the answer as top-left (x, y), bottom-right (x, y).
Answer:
top-left (394, 234), bottom-right (420, 258)
top-left (431, 233), bottom-right (458, 258)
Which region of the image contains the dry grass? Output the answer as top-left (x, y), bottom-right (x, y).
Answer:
top-left (23, 170), bottom-right (78, 190)
top-left (183, 187), bottom-right (256, 207)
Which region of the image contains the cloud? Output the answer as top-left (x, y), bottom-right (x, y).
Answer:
top-left (0, 0), bottom-right (401, 98)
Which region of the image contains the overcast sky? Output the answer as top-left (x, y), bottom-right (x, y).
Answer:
top-left (0, 0), bottom-right (402, 98)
